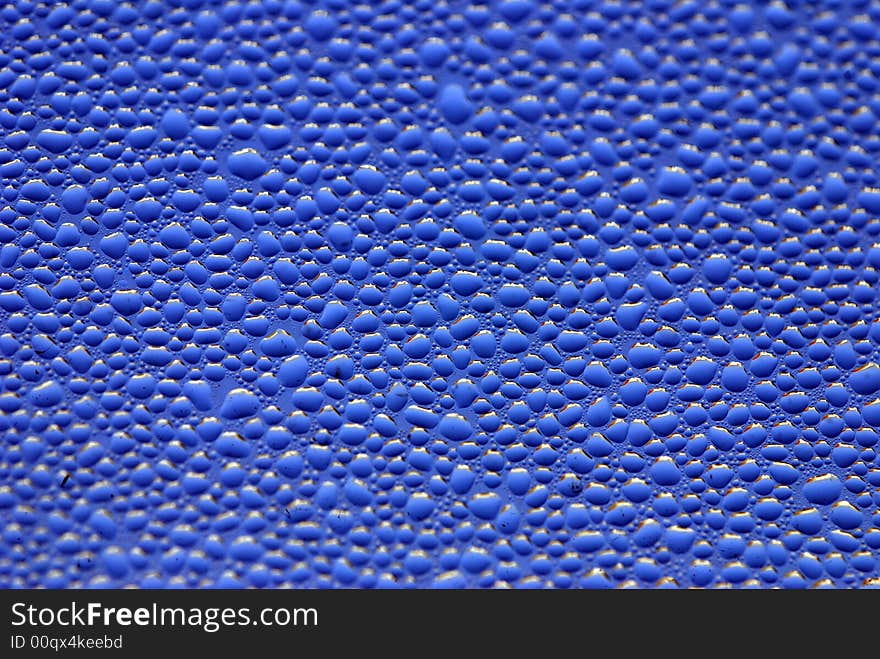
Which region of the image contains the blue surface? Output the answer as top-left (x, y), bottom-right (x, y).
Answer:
top-left (1, 0), bottom-right (880, 589)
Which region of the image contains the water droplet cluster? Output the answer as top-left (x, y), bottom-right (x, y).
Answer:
top-left (1, 0), bottom-right (880, 589)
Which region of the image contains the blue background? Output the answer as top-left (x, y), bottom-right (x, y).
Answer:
top-left (1, 0), bottom-right (879, 588)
